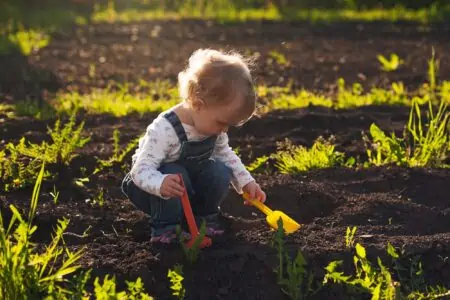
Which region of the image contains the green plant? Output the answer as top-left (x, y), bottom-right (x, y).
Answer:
top-left (246, 155), bottom-right (270, 173)
top-left (93, 275), bottom-right (153, 299)
top-left (324, 243), bottom-right (400, 299)
top-left (7, 28), bottom-right (50, 56)
top-left (50, 185), bottom-right (59, 204)
top-left (273, 137), bottom-right (352, 173)
top-left (363, 95), bottom-right (449, 168)
top-left (56, 80), bottom-right (179, 117)
top-left (168, 264), bottom-right (186, 300)
top-left (9, 112), bottom-right (90, 165)
top-left (0, 146), bottom-right (50, 192)
top-left (345, 226), bottom-right (357, 249)
top-left (0, 163), bottom-right (153, 299)
top-left (268, 50), bottom-right (290, 67)
top-left (336, 79), bottom-right (409, 108)
top-left (13, 99), bottom-right (56, 120)
top-left (0, 164), bottom-right (84, 299)
top-left (1, 112), bottom-right (89, 191)
top-left (87, 187), bottom-right (105, 207)
top-left (95, 129), bottom-right (140, 174)
top-left (271, 219), bottom-right (316, 300)
top-left (377, 53), bottom-right (404, 72)
top-left (176, 221), bottom-right (207, 264)
top-left (325, 239), bottom-right (450, 299)
top-left (387, 242), bottom-right (450, 298)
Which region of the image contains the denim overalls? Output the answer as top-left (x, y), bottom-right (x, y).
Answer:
top-left (121, 111), bottom-right (232, 236)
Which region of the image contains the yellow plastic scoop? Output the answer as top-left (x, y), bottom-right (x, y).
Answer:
top-left (243, 193), bottom-right (301, 234)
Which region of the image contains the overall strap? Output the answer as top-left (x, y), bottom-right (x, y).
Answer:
top-left (163, 111), bottom-right (188, 143)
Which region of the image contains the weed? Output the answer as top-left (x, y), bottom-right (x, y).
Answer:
top-left (50, 185), bottom-right (59, 204)
top-left (168, 264), bottom-right (186, 300)
top-left (74, 177), bottom-right (89, 189)
top-left (87, 187), bottom-right (106, 207)
top-left (176, 221), bottom-right (207, 264)
top-left (246, 155), bottom-right (271, 173)
top-left (1, 112), bottom-right (89, 191)
top-left (0, 163), bottom-right (153, 299)
top-left (89, 1), bottom-right (450, 23)
top-left (325, 238), bottom-right (450, 299)
top-left (10, 99), bottom-right (56, 120)
top-left (268, 50), bottom-right (290, 67)
top-left (93, 275), bottom-right (153, 299)
top-left (257, 84), bottom-right (332, 111)
top-left (11, 112), bottom-right (90, 165)
top-left (336, 79), bottom-right (409, 108)
top-left (273, 137), bottom-right (352, 173)
top-left (0, 27), bottom-right (50, 56)
top-left (257, 79), bottom-right (414, 112)
top-left (324, 242), bottom-right (401, 299)
top-left (0, 103), bottom-right (14, 117)
top-left (377, 53), bottom-right (404, 72)
top-left (387, 242), bottom-right (450, 298)
top-left (363, 94), bottom-right (448, 168)
top-left (345, 226), bottom-right (357, 249)
top-left (0, 164), bottom-right (84, 299)
top-left (56, 80), bottom-right (179, 117)
top-left (271, 219), bottom-right (317, 300)
top-left (95, 129), bottom-right (140, 174)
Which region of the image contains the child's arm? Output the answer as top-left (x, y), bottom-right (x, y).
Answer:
top-left (130, 119), bottom-right (173, 198)
top-left (212, 133), bottom-right (255, 194)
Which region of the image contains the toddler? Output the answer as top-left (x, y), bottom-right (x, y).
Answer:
top-left (121, 48), bottom-right (266, 243)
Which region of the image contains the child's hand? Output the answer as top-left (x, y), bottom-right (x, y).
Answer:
top-left (160, 175), bottom-right (185, 198)
top-left (243, 181), bottom-right (266, 205)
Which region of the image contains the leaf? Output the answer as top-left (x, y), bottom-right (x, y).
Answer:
top-left (386, 242), bottom-right (399, 259)
top-left (355, 243), bottom-right (366, 259)
top-left (371, 283), bottom-right (382, 300)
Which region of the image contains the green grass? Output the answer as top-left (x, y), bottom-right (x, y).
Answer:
top-left (91, 4), bottom-right (450, 24)
top-left (247, 137), bottom-right (354, 174)
top-left (7, 76), bottom-right (448, 122)
top-left (257, 79), bottom-right (431, 112)
top-left (55, 80), bottom-right (180, 117)
top-left (0, 163), bottom-right (153, 299)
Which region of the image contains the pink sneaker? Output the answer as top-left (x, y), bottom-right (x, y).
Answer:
top-left (150, 229), bottom-right (191, 244)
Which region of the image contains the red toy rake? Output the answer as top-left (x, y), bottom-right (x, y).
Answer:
top-left (178, 174), bottom-right (212, 249)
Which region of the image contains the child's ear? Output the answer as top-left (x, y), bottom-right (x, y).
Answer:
top-left (191, 98), bottom-right (205, 111)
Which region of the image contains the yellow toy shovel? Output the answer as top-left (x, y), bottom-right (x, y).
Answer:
top-left (242, 193), bottom-right (301, 234)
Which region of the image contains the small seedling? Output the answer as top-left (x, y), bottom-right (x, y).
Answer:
top-left (377, 53), bottom-right (404, 72)
top-left (167, 264), bottom-right (186, 300)
top-left (94, 129), bottom-right (140, 174)
top-left (271, 218), bottom-right (317, 300)
top-left (50, 185), bottom-right (60, 204)
top-left (176, 221), bottom-right (207, 264)
top-left (345, 226), bottom-right (357, 249)
top-left (268, 50), bottom-right (290, 67)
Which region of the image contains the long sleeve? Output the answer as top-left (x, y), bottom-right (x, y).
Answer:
top-left (130, 118), bottom-right (176, 198)
top-left (212, 133), bottom-right (254, 193)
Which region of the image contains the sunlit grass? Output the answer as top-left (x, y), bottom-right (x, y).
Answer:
top-left (7, 78), bottom-right (450, 120)
top-left (256, 79), bottom-right (449, 112)
top-left (55, 80), bottom-right (180, 117)
top-left (247, 137), bottom-right (354, 174)
top-left (91, 5), bottom-right (449, 24)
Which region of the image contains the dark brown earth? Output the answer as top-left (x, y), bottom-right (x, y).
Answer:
top-left (1, 19), bottom-right (450, 299)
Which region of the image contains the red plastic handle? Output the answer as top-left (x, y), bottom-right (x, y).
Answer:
top-left (178, 174), bottom-right (200, 236)
top-left (177, 174), bottom-right (212, 248)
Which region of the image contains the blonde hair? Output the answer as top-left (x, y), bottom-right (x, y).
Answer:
top-left (178, 49), bottom-right (256, 117)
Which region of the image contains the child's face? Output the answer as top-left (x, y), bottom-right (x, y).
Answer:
top-left (193, 97), bottom-right (253, 136)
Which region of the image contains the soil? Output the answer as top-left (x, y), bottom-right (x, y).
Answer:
top-left (1, 19), bottom-right (450, 299)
